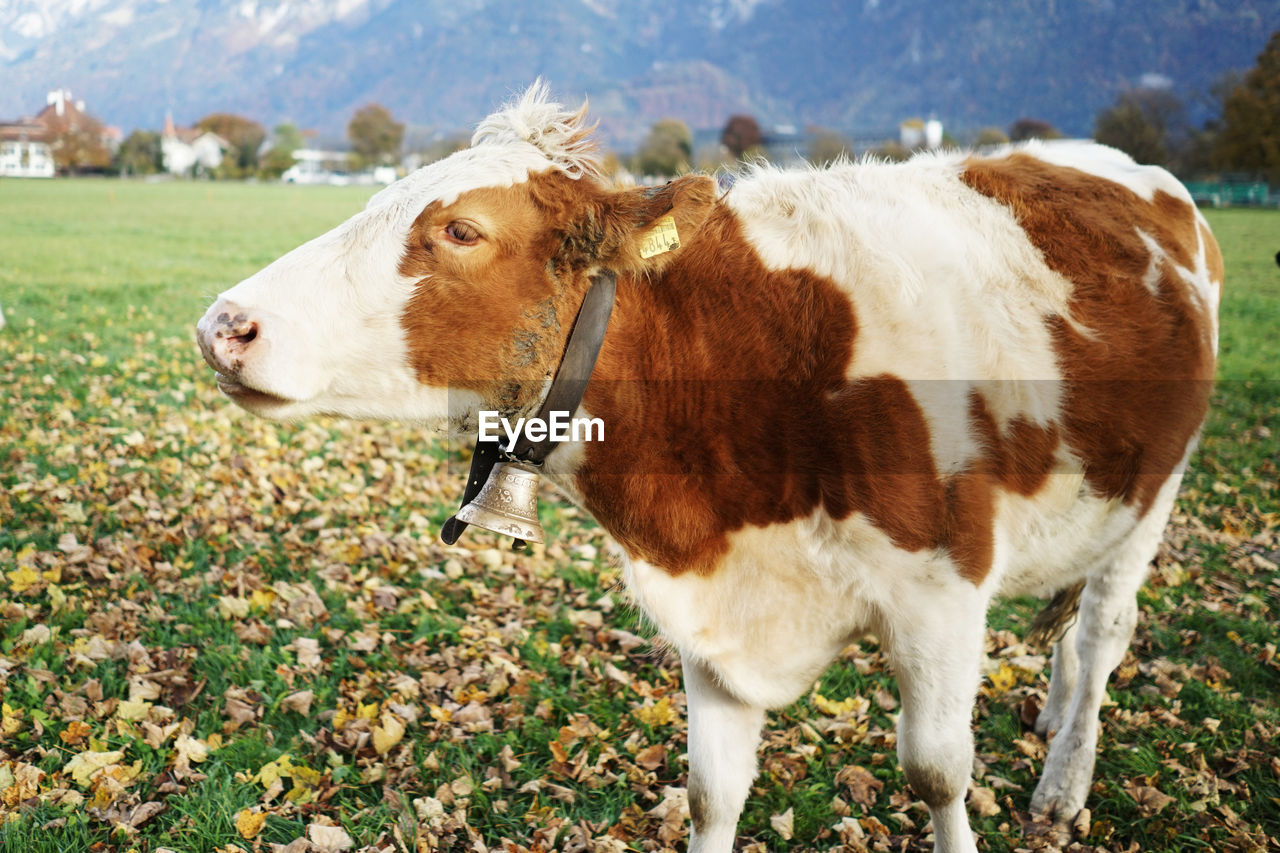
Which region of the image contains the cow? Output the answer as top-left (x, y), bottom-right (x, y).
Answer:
top-left (196, 83), bottom-right (1222, 852)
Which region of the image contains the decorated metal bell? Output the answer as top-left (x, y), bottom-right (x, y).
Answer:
top-left (453, 461), bottom-right (545, 544)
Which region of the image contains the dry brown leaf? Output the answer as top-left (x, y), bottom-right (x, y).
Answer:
top-left (280, 690), bottom-right (314, 716)
top-left (770, 807), bottom-right (794, 840)
top-left (635, 743), bottom-right (666, 771)
top-left (1125, 782), bottom-right (1176, 815)
top-left (968, 785), bottom-right (1001, 817)
top-left (307, 822), bottom-right (354, 852)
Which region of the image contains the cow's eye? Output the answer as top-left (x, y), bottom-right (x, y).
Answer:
top-left (445, 221), bottom-right (482, 244)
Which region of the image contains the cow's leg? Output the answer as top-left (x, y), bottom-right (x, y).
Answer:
top-left (889, 588), bottom-right (985, 853)
top-left (1029, 557), bottom-right (1147, 819)
top-left (1035, 619), bottom-right (1079, 737)
top-left (684, 656), bottom-right (766, 853)
top-left (1031, 473), bottom-right (1181, 820)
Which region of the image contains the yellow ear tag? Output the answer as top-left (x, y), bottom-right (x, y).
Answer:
top-left (639, 215), bottom-right (681, 259)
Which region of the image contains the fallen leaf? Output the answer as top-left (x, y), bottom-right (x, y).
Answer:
top-left (372, 712), bottom-right (406, 755)
top-left (280, 690), bottom-right (314, 716)
top-left (635, 743), bottom-right (666, 770)
top-left (1125, 783), bottom-right (1176, 815)
top-left (770, 807), bottom-right (794, 840)
top-left (308, 823), bottom-right (354, 852)
top-left (64, 749), bottom-right (126, 787)
top-left (235, 808), bottom-right (267, 839)
top-left (968, 785), bottom-right (1001, 817)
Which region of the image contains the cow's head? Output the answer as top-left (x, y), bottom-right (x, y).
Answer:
top-left (196, 83), bottom-right (716, 431)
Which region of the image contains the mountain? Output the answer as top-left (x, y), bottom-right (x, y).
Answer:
top-left (1, 0), bottom-right (1276, 150)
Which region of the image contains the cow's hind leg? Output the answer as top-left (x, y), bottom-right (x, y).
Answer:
top-left (888, 583), bottom-right (986, 853)
top-left (684, 656), bottom-right (766, 853)
top-left (1031, 473), bottom-right (1183, 821)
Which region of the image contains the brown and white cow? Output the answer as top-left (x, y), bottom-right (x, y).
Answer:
top-left (196, 84), bottom-right (1221, 852)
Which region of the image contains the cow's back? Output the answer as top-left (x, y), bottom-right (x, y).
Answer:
top-left (723, 143), bottom-right (1220, 594)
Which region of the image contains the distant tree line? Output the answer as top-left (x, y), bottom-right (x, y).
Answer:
top-left (104, 101), bottom-right (406, 179)
top-left (1090, 30), bottom-right (1279, 180)
top-left (90, 30), bottom-right (1280, 185)
top-left (627, 30), bottom-right (1280, 182)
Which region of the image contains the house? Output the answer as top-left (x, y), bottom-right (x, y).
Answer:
top-left (281, 144), bottom-right (353, 184)
top-left (34, 89), bottom-right (119, 173)
top-left (282, 142), bottom-right (396, 185)
top-left (0, 118), bottom-right (55, 178)
top-left (161, 112), bottom-right (229, 176)
top-left (899, 117), bottom-right (944, 150)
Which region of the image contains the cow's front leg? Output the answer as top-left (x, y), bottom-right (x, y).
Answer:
top-left (888, 591), bottom-right (985, 853)
top-left (683, 656), bottom-right (766, 853)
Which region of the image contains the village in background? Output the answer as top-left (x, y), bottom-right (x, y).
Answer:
top-left (0, 86), bottom-right (975, 188)
top-left (2, 28), bottom-right (1279, 208)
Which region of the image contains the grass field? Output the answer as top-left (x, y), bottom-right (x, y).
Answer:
top-left (1, 178), bottom-right (1277, 853)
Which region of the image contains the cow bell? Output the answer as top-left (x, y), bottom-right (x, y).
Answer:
top-left (453, 461), bottom-right (545, 545)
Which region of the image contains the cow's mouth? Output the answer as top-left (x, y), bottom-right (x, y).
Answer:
top-left (215, 374), bottom-right (292, 408)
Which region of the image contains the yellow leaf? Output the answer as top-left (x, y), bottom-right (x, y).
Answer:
top-left (249, 588), bottom-right (276, 612)
top-left (217, 596), bottom-right (250, 619)
top-left (1, 703), bottom-right (24, 735)
top-left (633, 697), bottom-right (676, 727)
top-left (115, 699), bottom-right (152, 721)
top-left (48, 583), bottom-right (67, 612)
top-left (254, 755), bottom-right (293, 790)
top-left (985, 663), bottom-right (1019, 695)
top-left (286, 764), bottom-right (323, 804)
top-left (235, 809), bottom-right (267, 839)
top-left (332, 708), bottom-right (352, 732)
top-left (813, 693), bottom-right (867, 717)
top-left (64, 749), bottom-right (126, 787)
top-left (356, 702), bottom-right (379, 721)
top-left (372, 713), bottom-right (405, 755)
top-left (6, 566), bottom-right (40, 594)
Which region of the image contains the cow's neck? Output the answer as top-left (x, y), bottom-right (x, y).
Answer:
top-left (557, 203), bottom-right (872, 576)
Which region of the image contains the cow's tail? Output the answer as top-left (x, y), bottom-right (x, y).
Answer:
top-left (1027, 581), bottom-right (1085, 648)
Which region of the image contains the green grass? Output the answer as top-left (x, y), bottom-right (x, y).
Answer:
top-left (1, 179), bottom-right (1277, 852)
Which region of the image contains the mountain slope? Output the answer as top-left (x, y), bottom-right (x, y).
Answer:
top-left (0, 0), bottom-right (1275, 148)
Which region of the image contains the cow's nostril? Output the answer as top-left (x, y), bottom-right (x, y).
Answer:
top-left (230, 325), bottom-right (258, 346)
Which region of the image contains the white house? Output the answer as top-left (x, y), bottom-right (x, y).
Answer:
top-left (161, 113), bottom-right (228, 176)
top-left (0, 118), bottom-right (55, 178)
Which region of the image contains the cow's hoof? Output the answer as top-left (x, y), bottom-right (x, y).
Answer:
top-left (1029, 780), bottom-right (1087, 826)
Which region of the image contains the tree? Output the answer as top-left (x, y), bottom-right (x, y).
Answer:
top-left (1008, 118), bottom-right (1062, 142)
top-left (259, 123), bottom-right (304, 179)
top-left (808, 130), bottom-right (852, 167)
top-left (721, 114), bottom-right (763, 159)
top-left (197, 113), bottom-right (266, 178)
top-left (348, 104), bottom-right (405, 169)
top-left (42, 108), bottom-right (111, 174)
top-left (1094, 89), bottom-right (1188, 168)
top-left (633, 118), bottom-right (692, 178)
top-left (114, 130), bottom-right (163, 176)
top-left (1212, 30), bottom-right (1280, 182)
top-left (974, 126), bottom-right (1010, 147)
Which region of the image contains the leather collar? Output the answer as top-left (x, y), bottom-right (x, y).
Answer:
top-left (441, 270), bottom-right (618, 545)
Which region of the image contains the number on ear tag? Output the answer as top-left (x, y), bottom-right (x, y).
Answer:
top-left (639, 215), bottom-right (681, 259)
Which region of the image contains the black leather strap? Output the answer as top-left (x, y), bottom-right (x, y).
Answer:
top-left (511, 270), bottom-right (617, 464)
top-left (439, 438), bottom-right (502, 545)
top-left (440, 270), bottom-right (618, 544)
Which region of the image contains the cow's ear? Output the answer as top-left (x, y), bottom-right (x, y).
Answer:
top-left (558, 174), bottom-right (717, 276)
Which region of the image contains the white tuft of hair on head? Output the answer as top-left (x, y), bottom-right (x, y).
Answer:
top-left (472, 79), bottom-right (601, 179)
